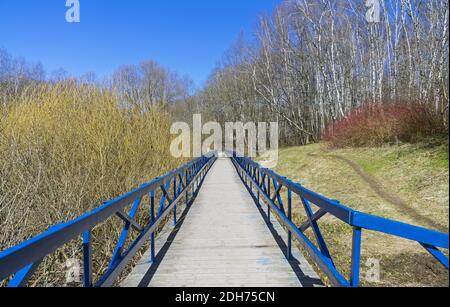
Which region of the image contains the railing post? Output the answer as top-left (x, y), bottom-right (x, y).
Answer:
top-left (173, 177), bottom-right (177, 226)
top-left (350, 227), bottom-right (362, 287)
top-left (287, 190), bottom-right (292, 261)
top-left (189, 168), bottom-right (193, 198)
top-left (244, 168), bottom-right (247, 184)
top-left (245, 163), bottom-right (249, 185)
top-left (267, 176), bottom-right (271, 225)
top-left (195, 176), bottom-right (198, 194)
top-left (256, 170), bottom-right (260, 208)
top-left (150, 191), bottom-right (156, 263)
top-left (185, 171), bottom-right (189, 208)
top-left (248, 166), bottom-right (251, 181)
top-left (195, 168), bottom-right (198, 192)
top-left (194, 172), bottom-right (197, 193)
top-left (83, 230), bottom-right (93, 287)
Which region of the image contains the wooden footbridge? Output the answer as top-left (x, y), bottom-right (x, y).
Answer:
top-left (0, 153), bottom-right (448, 287)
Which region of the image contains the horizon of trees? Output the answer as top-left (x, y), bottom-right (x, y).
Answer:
top-left (196, 0), bottom-right (449, 146)
top-left (0, 48), bottom-right (195, 112)
top-left (1, 0), bottom-right (449, 146)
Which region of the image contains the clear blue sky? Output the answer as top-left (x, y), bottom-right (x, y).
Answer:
top-left (0, 0), bottom-right (280, 87)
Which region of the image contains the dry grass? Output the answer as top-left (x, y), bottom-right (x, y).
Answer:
top-left (0, 82), bottom-right (181, 286)
top-left (261, 140), bottom-right (449, 287)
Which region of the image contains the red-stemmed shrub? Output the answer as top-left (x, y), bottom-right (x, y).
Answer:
top-left (323, 103), bottom-right (445, 148)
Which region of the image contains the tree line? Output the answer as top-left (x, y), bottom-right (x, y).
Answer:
top-left (195, 0), bottom-right (449, 146)
top-left (2, 0), bottom-right (449, 146)
top-left (0, 48), bottom-right (194, 113)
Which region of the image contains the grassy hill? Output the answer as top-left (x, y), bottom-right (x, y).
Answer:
top-left (264, 138), bottom-right (449, 287)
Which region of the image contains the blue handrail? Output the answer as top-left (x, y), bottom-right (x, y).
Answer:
top-left (230, 153), bottom-right (449, 287)
top-left (1, 151), bottom-right (447, 287)
top-left (0, 154), bottom-right (217, 287)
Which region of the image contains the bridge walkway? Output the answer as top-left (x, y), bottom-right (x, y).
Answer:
top-left (122, 158), bottom-right (321, 287)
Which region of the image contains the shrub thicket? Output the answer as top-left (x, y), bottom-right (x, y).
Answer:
top-left (0, 82), bottom-right (180, 286)
top-left (323, 103), bottom-right (446, 148)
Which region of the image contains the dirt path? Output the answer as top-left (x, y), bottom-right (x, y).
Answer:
top-left (308, 153), bottom-right (448, 232)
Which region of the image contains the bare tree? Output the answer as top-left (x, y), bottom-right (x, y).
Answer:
top-left (197, 0), bottom-right (449, 145)
top-left (111, 60), bottom-right (193, 112)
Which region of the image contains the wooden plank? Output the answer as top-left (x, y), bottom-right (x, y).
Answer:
top-left (122, 158), bottom-right (321, 287)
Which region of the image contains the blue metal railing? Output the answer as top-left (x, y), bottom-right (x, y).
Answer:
top-left (230, 153), bottom-right (449, 287)
top-left (1, 151), bottom-right (448, 288)
top-left (0, 154), bottom-right (217, 287)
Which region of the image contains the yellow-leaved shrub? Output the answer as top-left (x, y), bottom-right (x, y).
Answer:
top-left (0, 82), bottom-right (180, 286)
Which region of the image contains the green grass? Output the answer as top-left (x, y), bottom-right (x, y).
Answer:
top-left (354, 139), bottom-right (449, 174)
top-left (259, 138), bottom-right (449, 287)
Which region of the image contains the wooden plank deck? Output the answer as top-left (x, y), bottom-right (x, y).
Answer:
top-left (121, 158), bottom-right (321, 287)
